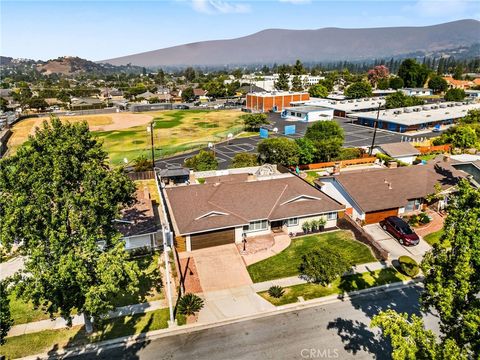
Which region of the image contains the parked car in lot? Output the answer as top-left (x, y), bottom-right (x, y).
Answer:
top-left (380, 216), bottom-right (420, 246)
top-left (175, 105), bottom-right (190, 110)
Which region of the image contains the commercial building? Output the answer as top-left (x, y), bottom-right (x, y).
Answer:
top-left (281, 106), bottom-right (334, 122)
top-left (351, 102), bottom-right (480, 133)
top-left (400, 88), bottom-right (433, 96)
top-left (246, 91), bottom-right (310, 112)
top-left (290, 97), bottom-right (385, 117)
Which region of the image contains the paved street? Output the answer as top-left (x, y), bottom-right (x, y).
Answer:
top-left (156, 115), bottom-right (441, 170)
top-left (71, 284), bottom-right (438, 360)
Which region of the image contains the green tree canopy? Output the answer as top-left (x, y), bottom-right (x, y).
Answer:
top-left (460, 109), bottom-right (480, 125)
top-left (304, 121), bottom-right (344, 162)
top-left (0, 281), bottom-right (13, 344)
top-left (290, 75), bottom-right (303, 91)
top-left (299, 249), bottom-right (352, 286)
top-left (385, 91), bottom-right (425, 109)
top-left (428, 75), bottom-right (448, 94)
top-left (275, 65), bottom-right (290, 91)
top-left (397, 58), bottom-right (430, 88)
top-left (242, 113), bottom-right (269, 131)
top-left (257, 137), bottom-right (299, 166)
top-left (292, 59), bottom-right (306, 75)
top-left (185, 150), bottom-right (218, 171)
top-left (295, 138), bottom-right (316, 165)
top-left (231, 152), bottom-right (258, 168)
top-left (182, 86), bottom-right (195, 102)
top-left (389, 77), bottom-right (404, 90)
top-left (344, 81), bottom-right (373, 99)
top-left (308, 84), bottom-right (328, 98)
top-left (444, 88), bottom-right (466, 102)
top-left (0, 118), bottom-right (140, 333)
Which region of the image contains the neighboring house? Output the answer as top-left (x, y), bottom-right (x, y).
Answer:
top-left (193, 88), bottom-right (209, 102)
top-left (465, 90), bottom-right (480, 100)
top-left (400, 88), bottom-right (433, 96)
top-left (443, 76), bottom-right (474, 90)
top-left (137, 91), bottom-right (157, 100)
top-left (375, 142), bottom-right (421, 165)
top-left (70, 97), bottom-right (104, 110)
top-left (163, 172), bottom-right (344, 251)
top-left (115, 187), bottom-right (159, 250)
top-left (318, 157), bottom-right (467, 224)
top-left (158, 167), bottom-right (190, 185)
top-left (281, 106), bottom-right (334, 122)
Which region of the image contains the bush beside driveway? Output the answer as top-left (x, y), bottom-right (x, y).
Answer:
top-left (247, 231), bottom-right (376, 283)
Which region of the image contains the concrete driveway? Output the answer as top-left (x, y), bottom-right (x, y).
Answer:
top-left (190, 244), bottom-right (253, 292)
top-left (0, 256), bottom-right (25, 280)
top-left (363, 224), bottom-right (431, 262)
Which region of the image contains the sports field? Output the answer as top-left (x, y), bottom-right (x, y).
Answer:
top-left (7, 109), bottom-right (245, 165)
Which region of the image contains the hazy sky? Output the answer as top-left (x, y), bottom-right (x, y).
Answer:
top-left (1, 0), bottom-right (479, 61)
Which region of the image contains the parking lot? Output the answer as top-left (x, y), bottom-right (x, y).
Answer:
top-left (156, 114), bottom-right (441, 170)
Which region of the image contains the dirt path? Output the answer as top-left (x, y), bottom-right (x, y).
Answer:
top-left (90, 112), bottom-right (153, 131)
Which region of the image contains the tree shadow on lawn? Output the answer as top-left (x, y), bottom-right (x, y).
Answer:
top-left (328, 279), bottom-right (427, 358)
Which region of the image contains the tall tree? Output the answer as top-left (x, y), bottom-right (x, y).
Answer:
top-left (444, 88), bottom-right (466, 102)
top-left (344, 81), bottom-right (373, 99)
top-left (257, 138), bottom-right (299, 166)
top-left (184, 67), bottom-right (196, 82)
top-left (185, 150), bottom-right (218, 171)
top-left (0, 280), bottom-right (13, 344)
top-left (397, 59), bottom-right (429, 88)
top-left (292, 59), bottom-right (306, 75)
top-left (0, 118), bottom-right (140, 333)
top-left (367, 65), bottom-right (389, 87)
top-left (290, 75), bottom-right (304, 91)
top-left (428, 75), bottom-right (448, 94)
top-left (389, 77), bottom-right (404, 90)
top-left (182, 86), bottom-right (195, 102)
top-left (373, 180), bottom-right (480, 358)
top-left (305, 121), bottom-right (344, 162)
top-left (275, 65), bottom-right (290, 91)
top-left (308, 84), bottom-right (328, 98)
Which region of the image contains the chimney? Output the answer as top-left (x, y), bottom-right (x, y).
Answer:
top-left (443, 154), bottom-right (450, 162)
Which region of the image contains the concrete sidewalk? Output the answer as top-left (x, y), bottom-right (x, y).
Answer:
top-left (8, 299), bottom-right (168, 337)
top-left (251, 261), bottom-right (389, 292)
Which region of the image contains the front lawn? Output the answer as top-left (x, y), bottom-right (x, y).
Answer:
top-left (259, 268), bottom-right (409, 306)
top-left (247, 230), bottom-right (375, 283)
top-left (110, 252), bottom-right (164, 308)
top-left (424, 229), bottom-right (444, 246)
top-left (0, 308), bottom-right (185, 359)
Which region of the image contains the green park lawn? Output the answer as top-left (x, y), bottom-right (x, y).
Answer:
top-left (259, 268), bottom-right (409, 306)
top-left (10, 253), bottom-right (163, 325)
top-left (94, 109), bottom-right (245, 165)
top-left (247, 231), bottom-right (376, 283)
top-left (424, 229), bottom-right (444, 246)
top-left (0, 308), bottom-right (185, 359)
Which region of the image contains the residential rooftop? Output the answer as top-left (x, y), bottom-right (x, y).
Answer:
top-left (379, 142), bottom-right (421, 157)
top-left (291, 97), bottom-right (386, 113)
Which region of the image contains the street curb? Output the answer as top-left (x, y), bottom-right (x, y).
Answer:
top-left (16, 278), bottom-right (424, 360)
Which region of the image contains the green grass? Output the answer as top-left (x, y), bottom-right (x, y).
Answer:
top-left (9, 295), bottom-right (53, 324)
top-left (93, 109), bottom-right (245, 165)
top-left (110, 253), bottom-right (164, 308)
top-left (424, 229), bottom-right (444, 246)
top-left (0, 308), bottom-right (184, 359)
top-left (247, 231), bottom-right (376, 283)
top-left (259, 268), bottom-right (409, 306)
top-left (417, 154), bottom-right (438, 162)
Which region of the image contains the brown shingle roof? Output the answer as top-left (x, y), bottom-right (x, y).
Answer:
top-left (165, 175), bottom-right (343, 235)
top-left (379, 142), bottom-right (420, 158)
top-left (334, 158), bottom-right (467, 213)
top-left (116, 188), bottom-right (158, 237)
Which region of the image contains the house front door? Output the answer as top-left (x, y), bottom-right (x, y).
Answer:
top-left (270, 220), bottom-right (284, 233)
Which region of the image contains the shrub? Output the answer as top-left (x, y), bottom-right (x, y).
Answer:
top-left (177, 293), bottom-right (204, 316)
top-left (419, 212), bottom-right (431, 224)
top-left (299, 249), bottom-right (352, 286)
top-left (397, 256), bottom-right (419, 277)
top-left (408, 214), bottom-right (420, 227)
top-left (302, 221), bottom-right (311, 233)
top-left (268, 285), bottom-right (285, 298)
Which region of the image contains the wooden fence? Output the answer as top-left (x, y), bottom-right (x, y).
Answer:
top-left (296, 157), bottom-right (377, 171)
top-left (415, 144), bottom-right (451, 154)
top-left (126, 171), bottom-right (156, 181)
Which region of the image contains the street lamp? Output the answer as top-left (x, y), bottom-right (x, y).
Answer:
top-left (369, 102), bottom-right (382, 156)
top-left (208, 142), bottom-right (215, 157)
top-left (147, 122), bottom-right (155, 170)
top-left (227, 133), bottom-right (233, 145)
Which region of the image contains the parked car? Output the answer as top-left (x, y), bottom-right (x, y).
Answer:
top-left (175, 105), bottom-right (190, 110)
top-left (380, 216), bottom-right (420, 246)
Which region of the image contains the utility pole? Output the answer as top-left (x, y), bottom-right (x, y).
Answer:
top-left (369, 102), bottom-right (382, 156)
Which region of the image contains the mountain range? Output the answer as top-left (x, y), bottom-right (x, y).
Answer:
top-left (100, 19), bottom-right (480, 68)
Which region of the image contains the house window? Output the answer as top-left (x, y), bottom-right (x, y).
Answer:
top-left (326, 212), bottom-right (337, 220)
top-left (286, 217), bottom-right (299, 226)
top-left (405, 199), bottom-right (422, 212)
top-left (243, 220), bottom-right (268, 232)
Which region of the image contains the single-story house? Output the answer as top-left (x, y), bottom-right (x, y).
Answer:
top-left (115, 187), bottom-right (159, 250)
top-left (70, 97), bottom-right (105, 110)
top-left (465, 90), bottom-right (480, 100)
top-left (401, 88), bottom-right (433, 97)
top-left (193, 88), bottom-right (209, 102)
top-left (318, 157), bottom-right (467, 224)
top-left (158, 167), bottom-right (190, 185)
top-left (164, 173), bottom-right (344, 251)
top-left (281, 106), bottom-right (334, 122)
top-left (374, 142), bottom-right (421, 165)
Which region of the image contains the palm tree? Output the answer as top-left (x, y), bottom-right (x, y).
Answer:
top-left (177, 293), bottom-right (204, 316)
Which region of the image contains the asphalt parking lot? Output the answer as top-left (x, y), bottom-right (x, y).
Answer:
top-left (155, 114), bottom-right (441, 170)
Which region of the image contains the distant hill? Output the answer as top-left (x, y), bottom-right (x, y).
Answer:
top-left (101, 19), bottom-right (480, 67)
top-left (36, 56), bottom-right (142, 75)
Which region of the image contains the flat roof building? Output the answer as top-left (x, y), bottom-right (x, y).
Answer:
top-left (290, 97), bottom-right (386, 117)
top-left (281, 106), bottom-right (334, 122)
top-left (246, 91), bottom-right (310, 113)
top-left (350, 102), bottom-right (480, 133)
